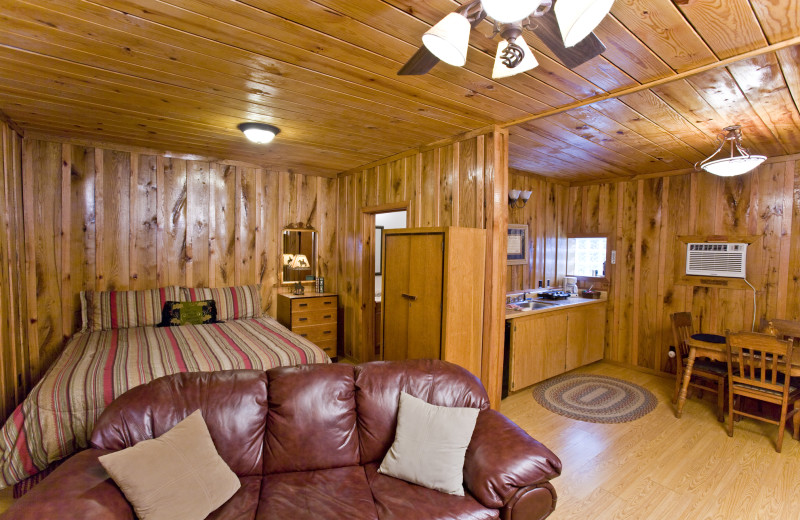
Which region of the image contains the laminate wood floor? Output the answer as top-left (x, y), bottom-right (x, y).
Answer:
top-left (500, 361), bottom-right (800, 520)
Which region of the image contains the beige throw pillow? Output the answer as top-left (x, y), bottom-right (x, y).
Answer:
top-left (98, 410), bottom-right (240, 520)
top-left (378, 391), bottom-right (479, 496)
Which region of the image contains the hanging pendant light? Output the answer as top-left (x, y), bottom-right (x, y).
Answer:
top-left (480, 0), bottom-right (543, 23)
top-left (422, 12), bottom-right (471, 66)
top-left (554, 0), bottom-right (615, 48)
top-left (492, 33), bottom-right (538, 79)
top-left (696, 125), bottom-right (767, 177)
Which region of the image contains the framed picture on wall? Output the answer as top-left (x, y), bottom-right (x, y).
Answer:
top-left (375, 226), bottom-right (384, 275)
top-left (507, 224), bottom-right (528, 265)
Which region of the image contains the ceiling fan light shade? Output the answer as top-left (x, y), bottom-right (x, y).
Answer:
top-left (700, 156), bottom-right (767, 177)
top-left (238, 122), bottom-right (281, 144)
top-left (492, 36), bottom-right (539, 79)
top-left (422, 12), bottom-right (471, 66)
top-left (481, 0), bottom-right (543, 23)
top-left (554, 0), bottom-right (615, 48)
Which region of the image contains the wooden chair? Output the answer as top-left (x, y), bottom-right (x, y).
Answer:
top-left (760, 318), bottom-right (800, 440)
top-left (670, 312), bottom-right (727, 421)
top-left (725, 332), bottom-right (800, 452)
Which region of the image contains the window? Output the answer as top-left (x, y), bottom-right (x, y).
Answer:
top-left (567, 236), bottom-right (608, 278)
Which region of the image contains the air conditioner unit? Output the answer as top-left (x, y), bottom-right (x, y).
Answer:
top-left (685, 243), bottom-right (747, 278)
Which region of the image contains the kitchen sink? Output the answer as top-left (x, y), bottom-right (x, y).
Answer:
top-left (513, 300), bottom-right (558, 311)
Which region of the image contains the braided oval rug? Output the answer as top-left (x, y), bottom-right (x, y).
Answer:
top-left (532, 373), bottom-right (657, 424)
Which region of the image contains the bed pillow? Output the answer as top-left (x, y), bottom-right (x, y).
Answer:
top-left (182, 285), bottom-right (262, 321)
top-left (81, 286), bottom-right (184, 332)
top-left (378, 392), bottom-right (479, 496)
top-left (158, 300), bottom-right (219, 327)
top-left (98, 410), bottom-right (240, 520)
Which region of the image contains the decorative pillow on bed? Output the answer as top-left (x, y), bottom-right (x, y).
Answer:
top-left (181, 285), bottom-right (262, 321)
top-left (378, 392), bottom-right (479, 496)
top-left (158, 300), bottom-right (219, 327)
top-left (81, 286), bottom-right (184, 332)
top-left (98, 410), bottom-right (240, 520)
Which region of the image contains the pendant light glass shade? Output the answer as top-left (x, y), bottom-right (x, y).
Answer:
top-left (492, 36), bottom-right (538, 79)
top-left (422, 12), bottom-right (471, 66)
top-left (237, 123), bottom-right (280, 144)
top-left (554, 0), bottom-right (615, 48)
top-left (480, 0), bottom-right (543, 23)
top-left (696, 125), bottom-right (767, 177)
top-left (700, 156), bottom-right (767, 177)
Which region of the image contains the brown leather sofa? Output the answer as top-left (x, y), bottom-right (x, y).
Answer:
top-left (3, 360), bottom-right (561, 520)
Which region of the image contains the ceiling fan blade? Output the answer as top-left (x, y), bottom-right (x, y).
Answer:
top-left (398, 1), bottom-right (485, 76)
top-left (398, 46), bottom-right (440, 75)
top-left (529, 9), bottom-right (606, 69)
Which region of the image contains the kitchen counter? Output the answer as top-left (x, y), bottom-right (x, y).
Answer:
top-left (505, 294), bottom-right (607, 319)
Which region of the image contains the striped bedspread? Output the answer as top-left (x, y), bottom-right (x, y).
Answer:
top-left (0, 316), bottom-right (330, 489)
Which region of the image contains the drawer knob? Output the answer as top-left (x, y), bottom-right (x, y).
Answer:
top-left (300, 334), bottom-right (308, 337)
top-left (299, 303), bottom-right (308, 307)
top-left (323, 330), bottom-right (332, 335)
top-left (299, 317), bottom-right (308, 322)
top-left (324, 301), bottom-right (332, 305)
top-left (323, 314), bottom-right (332, 319)
top-left (401, 293), bottom-right (417, 301)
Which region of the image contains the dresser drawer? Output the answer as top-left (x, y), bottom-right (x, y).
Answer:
top-left (291, 308), bottom-right (336, 328)
top-left (293, 323), bottom-right (337, 344)
top-left (315, 339), bottom-right (337, 357)
top-left (291, 297), bottom-right (337, 313)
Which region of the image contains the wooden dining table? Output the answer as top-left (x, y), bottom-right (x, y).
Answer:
top-left (675, 333), bottom-right (800, 419)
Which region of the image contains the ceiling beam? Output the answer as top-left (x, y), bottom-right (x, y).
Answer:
top-left (501, 35), bottom-right (800, 129)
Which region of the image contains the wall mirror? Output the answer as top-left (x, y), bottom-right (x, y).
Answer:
top-left (282, 228), bottom-right (317, 283)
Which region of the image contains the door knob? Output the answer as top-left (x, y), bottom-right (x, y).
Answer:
top-left (401, 293), bottom-right (417, 301)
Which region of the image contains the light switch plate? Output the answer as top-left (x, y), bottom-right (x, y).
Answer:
top-left (611, 250), bottom-right (616, 264)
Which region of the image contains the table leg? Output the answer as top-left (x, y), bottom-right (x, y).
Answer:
top-left (675, 348), bottom-right (697, 418)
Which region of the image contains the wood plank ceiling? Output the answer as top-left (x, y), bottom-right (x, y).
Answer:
top-left (0, 0), bottom-right (798, 181)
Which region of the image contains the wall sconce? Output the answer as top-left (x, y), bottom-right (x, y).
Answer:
top-left (508, 189), bottom-right (532, 209)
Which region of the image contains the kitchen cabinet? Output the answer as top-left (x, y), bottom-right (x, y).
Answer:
top-left (277, 293), bottom-right (338, 358)
top-left (381, 227), bottom-right (485, 378)
top-left (508, 302), bottom-right (606, 392)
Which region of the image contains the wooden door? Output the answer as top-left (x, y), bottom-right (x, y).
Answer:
top-left (382, 233), bottom-right (443, 361)
top-left (585, 304), bottom-right (606, 364)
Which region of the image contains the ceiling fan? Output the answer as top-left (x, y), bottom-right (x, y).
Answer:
top-left (398, 0), bottom-right (613, 78)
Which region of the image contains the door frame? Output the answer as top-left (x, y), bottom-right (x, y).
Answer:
top-left (360, 202), bottom-right (408, 362)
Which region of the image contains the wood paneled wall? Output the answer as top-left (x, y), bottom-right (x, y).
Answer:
top-left (510, 159), bottom-right (800, 375)
top-left (18, 137), bottom-right (337, 395)
top-left (337, 128), bottom-right (508, 404)
top-left (0, 121), bottom-right (29, 421)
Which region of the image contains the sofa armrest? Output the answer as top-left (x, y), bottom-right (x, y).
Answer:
top-left (1, 450), bottom-right (134, 520)
top-left (463, 409), bottom-right (562, 510)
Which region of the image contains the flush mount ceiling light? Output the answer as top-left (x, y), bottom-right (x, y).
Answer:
top-left (237, 122), bottom-right (281, 144)
top-left (399, 0), bottom-right (608, 78)
top-left (554, 0), bottom-right (615, 48)
top-left (696, 125), bottom-right (767, 177)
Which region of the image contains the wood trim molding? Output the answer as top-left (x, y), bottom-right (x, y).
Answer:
top-left (501, 35), bottom-right (800, 130)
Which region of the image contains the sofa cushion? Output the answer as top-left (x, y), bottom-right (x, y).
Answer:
top-left (354, 359), bottom-right (491, 464)
top-left (97, 410), bottom-right (240, 520)
top-left (364, 463), bottom-right (498, 520)
top-left (91, 370), bottom-right (269, 476)
top-left (264, 363), bottom-right (359, 473)
top-left (256, 466), bottom-right (378, 520)
top-left (378, 392), bottom-right (478, 495)
top-left (207, 476), bottom-right (262, 520)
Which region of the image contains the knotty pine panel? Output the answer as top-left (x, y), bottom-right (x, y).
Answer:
top-left (512, 160), bottom-right (800, 376)
top-left (0, 122), bottom-right (28, 421)
top-left (13, 137), bottom-right (337, 399)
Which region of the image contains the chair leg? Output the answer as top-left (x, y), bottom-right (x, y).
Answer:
top-left (716, 377), bottom-right (725, 422)
top-left (794, 401), bottom-right (800, 441)
top-left (727, 390), bottom-right (735, 437)
top-left (672, 372), bottom-right (681, 405)
top-left (777, 403), bottom-right (788, 453)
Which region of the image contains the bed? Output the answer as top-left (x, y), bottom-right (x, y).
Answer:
top-left (0, 285), bottom-right (330, 490)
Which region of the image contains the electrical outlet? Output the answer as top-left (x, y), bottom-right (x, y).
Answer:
top-left (611, 250), bottom-right (616, 264)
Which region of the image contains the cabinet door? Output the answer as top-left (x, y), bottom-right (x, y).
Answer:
top-left (382, 233), bottom-right (443, 361)
top-left (509, 312), bottom-right (567, 391)
top-left (585, 304), bottom-right (606, 364)
top-left (565, 307), bottom-right (587, 372)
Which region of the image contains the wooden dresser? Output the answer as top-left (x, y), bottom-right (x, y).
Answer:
top-left (277, 293), bottom-right (338, 359)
